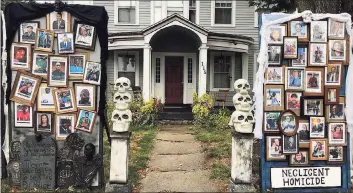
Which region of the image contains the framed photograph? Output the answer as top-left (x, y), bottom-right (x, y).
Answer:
top-left (283, 36), bottom-right (298, 59)
top-left (326, 97), bottom-right (345, 122)
top-left (282, 134), bottom-right (299, 154)
top-left (53, 88), bottom-right (77, 114)
top-left (328, 123), bottom-right (346, 145)
top-left (268, 46), bottom-right (282, 65)
top-left (73, 20), bottom-right (97, 51)
top-left (309, 43), bottom-right (328, 66)
top-left (289, 150), bottom-right (310, 166)
top-left (302, 98), bottom-right (324, 116)
top-left (74, 83), bottom-right (96, 111)
top-left (263, 112), bottom-right (281, 133)
top-left (10, 70), bottom-right (42, 106)
top-left (289, 21), bottom-right (309, 41)
top-left (264, 85), bottom-right (284, 111)
top-left (310, 139), bottom-right (328, 161)
top-left (292, 48), bottom-right (307, 67)
top-left (37, 83), bottom-right (56, 112)
top-left (55, 113), bottom-right (76, 141)
top-left (328, 40), bottom-right (346, 61)
top-left (266, 136), bottom-right (286, 161)
top-left (278, 110), bottom-right (298, 136)
top-left (325, 62), bottom-right (342, 86)
top-left (35, 112), bottom-right (53, 134)
top-left (48, 55), bottom-right (69, 87)
top-left (18, 21), bottom-right (40, 44)
top-left (325, 86), bottom-right (340, 104)
top-left (14, 102), bottom-right (33, 128)
top-left (83, 61), bottom-right (101, 85)
top-left (309, 117), bottom-right (325, 138)
top-left (47, 11), bottom-right (71, 34)
top-left (11, 42), bottom-right (32, 71)
top-left (328, 146), bottom-right (345, 164)
top-left (285, 67), bottom-right (304, 91)
top-left (304, 68), bottom-right (324, 96)
top-left (297, 120), bottom-right (310, 148)
top-left (34, 29), bottom-right (54, 53)
top-left (268, 25), bottom-right (287, 44)
top-left (328, 18), bottom-right (345, 39)
top-left (32, 52), bottom-right (49, 78)
top-left (69, 52), bottom-right (89, 79)
top-left (75, 110), bottom-right (97, 133)
top-left (286, 92), bottom-right (302, 116)
top-left (340, 66), bottom-right (348, 96)
top-left (310, 21), bottom-right (328, 42)
top-left (57, 33), bottom-right (75, 54)
top-left (265, 66), bottom-right (284, 84)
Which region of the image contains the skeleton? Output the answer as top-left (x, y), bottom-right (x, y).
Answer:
top-left (233, 79), bottom-right (250, 95)
top-left (229, 111), bottom-right (255, 133)
top-left (114, 77), bottom-right (131, 92)
top-left (111, 109), bottom-right (132, 132)
top-left (232, 93), bottom-right (253, 112)
top-left (113, 91), bottom-right (132, 110)
top-left (302, 10), bottom-right (313, 23)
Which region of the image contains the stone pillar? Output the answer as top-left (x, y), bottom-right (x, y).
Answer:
top-left (198, 43), bottom-right (208, 96)
top-left (143, 44), bottom-right (152, 101)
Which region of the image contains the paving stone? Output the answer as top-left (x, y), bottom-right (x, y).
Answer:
top-left (148, 153), bottom-right (205, 172)
top-left (152, 141), bottom-right (202, 155)
top-left (156, 132), bottom-right (195, 142)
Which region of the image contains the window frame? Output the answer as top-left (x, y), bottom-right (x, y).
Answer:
top-left (114, 0), bottom-right (140, 26)
top-left (114, 50), bottom-right (140, 87)
top-left (151, 1), bottom-right (200, 24)
top-left (211, 0), bottom-right (236, 27)
top-left (210, 51), bottom-right (236, 91)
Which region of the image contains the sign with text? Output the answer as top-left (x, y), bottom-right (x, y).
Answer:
top-left (271, 167), bottom-right (341, 188)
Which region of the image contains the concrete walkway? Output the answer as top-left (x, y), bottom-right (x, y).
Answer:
top-left (140, 125), bottom-right (220, 192)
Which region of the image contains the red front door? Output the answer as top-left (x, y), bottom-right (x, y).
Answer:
top-left (165, 56), bottom-right (183, 104)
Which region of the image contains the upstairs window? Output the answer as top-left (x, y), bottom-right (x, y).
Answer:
top-left (189, 0), bottom-right (196, 23)
top-left (167, 1), bottom-right (184, 16)
top-left (115, 0), bottom-right (139, 25)
top-left (212, 0), bottom-right (235, 26)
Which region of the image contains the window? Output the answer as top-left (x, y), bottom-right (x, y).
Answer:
top-left (114, 0), bottom-right (139, 25)
top-left (213, 54), bottom-right (231, 88)
top-left (156, 58), bottom-right (161, 83)
top-left (189, 0), bottom-right (196, 23)
top-left (114, 51), bottom-right (139, 87)
top-left (211, 0), bottom-right (235, 26)
top-left (188, 58), bottom-right (193, 83)
top-left (167, 1), bottom-right (184, 16)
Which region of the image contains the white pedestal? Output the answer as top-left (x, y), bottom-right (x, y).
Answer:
top-left (108, 132), bottom-right (130, 184)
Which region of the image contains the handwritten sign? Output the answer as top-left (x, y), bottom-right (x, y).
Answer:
top-left (271, 167), bottom-right (341, 188)
top-left (20, 136), bottom-right (57, 190)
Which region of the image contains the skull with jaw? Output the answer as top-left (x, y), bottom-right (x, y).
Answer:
top-left (229, 111), bottom-right (255, 133)
top-left (113, 92), bottom-right (132, 110)
top-left (234, 79), bottom-right (250, 95)
top-left (111, 109), bottom-right (132, 132)
top-left (114, 77), bottom-right (131, 93)
top-left (233, 93), bottom-right (253, 112)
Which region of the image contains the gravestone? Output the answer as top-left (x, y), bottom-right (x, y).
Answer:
top-left (20, 135), bottom-right (57, 190)
top-left (57, 160), bottom-right (75, 188)
top-left (58, 133), bottom-right (85, 161)
top-left (10, 141), bottom-right (21, 160)
top-left (7, 160), bottom-right (21, 188)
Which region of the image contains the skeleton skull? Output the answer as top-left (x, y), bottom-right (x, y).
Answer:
top-left (302, 10), bottom-right (313, 23)
top-left (111, 109), bottom-right (132, 132)
top-left (229, 111), bottom-right (255, 133)
top-left (113, 92), bottom-right (132, 110)
top-left (234, 79), bottom-right (250, 95)
top-left (114, 77), bottom-right (131, 92)
top-left (232, 93), bottom-right (253, 112)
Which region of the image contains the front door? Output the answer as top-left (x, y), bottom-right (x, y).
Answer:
top-left (165, 56), bottom-right (183, 104)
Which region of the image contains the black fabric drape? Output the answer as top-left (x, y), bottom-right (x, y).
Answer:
top-left (3, 2), bottom-right (109, 141)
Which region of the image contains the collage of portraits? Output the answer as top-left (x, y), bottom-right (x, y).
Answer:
top-left (9, 11), bottom-right (101, 141)
top-left (264, 18), bottom-right (349, 166)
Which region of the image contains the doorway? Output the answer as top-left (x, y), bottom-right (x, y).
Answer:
top-left (165, 56), bottom-right (183, 104)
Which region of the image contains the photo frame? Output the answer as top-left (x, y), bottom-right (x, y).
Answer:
top-left (11, 42), bottom-right (32, 71)
top-left (289, 150), bottom-right (310, 166)
top-left (285, 92), bottom-right (302, 116)
top-left (301, 97), bottom-right (324, 116)
top-left (283, 36), bottom-right (298, 59)
top-left (263, 112), bottom-right (281, 133)
top-left (48, 55), bottom-right (69, 87)
top-left (325, 62), bottom-right (342, 86)
top-left (328, 39), bottom-right (346, 61)
top-left (53, 88), bottom-right (77, 114)
top-left (35, 112), bottom-right (53, 135)
top-left (268, 45), bottom-right (282, 65)
top-left (46, 11), bottom-right (71, 34)
top-left (74, 83), bottom-right (96, 111)
top-left (309, 117), bottom-right (325, 138)
top-left (55, 113), bottom-right (76, 141)
top-left (18, 21), bottom-right (40, 44)
top-left (325, 86), bottom-right (340, 104)
top-left (328, 122), bottom-right (347, 146)
top-left (291, 47), bottom-right (307, 67)
top-left (310, 20), bottom-right (328, 42)
top-left (309, 139), bottom-right (328, 161)
top-left (266, 136), bottom-right (286, 161)
top-left (264, 85), bottom-right (284, 111)
top-left (268, 24), bottom-right (287, 44)
top-left (37, 83), bottom-right (56, 112)
top-left (75, 110), bottom-right (97, 133)
top-left (282, 134), bottom-right (299, 154)
top-left (57, 33), bottom-right (75, 54)
top-left (265, 66), bottom-right (284, 84)
top-left (278, 110), bottom-right (298, 136)
top-left (10, 70), bottom-right (42, 106)
top-left (289, 20), bottom-right (309, 41)
top-left (327, 146), bottom-right (346, 164)
top-left (34, 29), bottom-right (54, 53)
top-left (308, 43), bottom-right (328, 66)
top-left (328, 18), bottom-right (345, 39)
top-left (326, 97), bottom-right (345, 122)
top-left (69, 52), bottom-right (90, 79)
top-left (304, 67), bottom-right (324, 96)
top-left (297, 120), bottom-right (310, 148)
top-left (285, 67), bottom-right (305, 91)
top-left (73, 20), bottom-right (97, 51)
top-left (32, 52), bottom-right (49, 79)
top-left (14, 102), bottom-right (33, 128)
top-left (83, 61), bottom-right (101, 85)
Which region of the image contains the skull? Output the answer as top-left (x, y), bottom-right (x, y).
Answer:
top-left (114, 77), bottom-right (131, 92)
top-left (302, 10), bottom-right (313, 23)
top-left (234, 79), bottom-right (250, 95)
top-left (229, 111), bottom-right (255, 133)
top-left (232, 93), bottom-right (253, 112)
top-left (111, 109), bottom-right (132, 132)
top-left (113, 92), bottom-right (132, 110)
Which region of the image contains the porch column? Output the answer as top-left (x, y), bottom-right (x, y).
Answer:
top-left (143, 44), bottom-right (152, 101)
top-left (198, 43), bottom-right (208, 96)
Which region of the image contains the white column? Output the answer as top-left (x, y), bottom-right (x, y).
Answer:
top-left (242, 53), bottom-right (249, 80)
top-left (143, 44), bottom-right (152, 101)
top-left (198, 43), bottom-right (208, 96)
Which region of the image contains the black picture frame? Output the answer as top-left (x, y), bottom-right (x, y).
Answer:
top-left (327, 146), bottom-right (346, 164)
top-left (73, 20), bottom-right (97, 51)
top-left (300, 96), bottom-right (325, 118)
top-left (34, 111), bottom-right (54, 135)
top-left (18, 21), bottom-right (40, 44)
top-left (282, 134), bottom-right (299, 154)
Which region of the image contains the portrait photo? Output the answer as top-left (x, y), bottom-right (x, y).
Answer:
top-left (48, 56), bottom-right (68, 87)
top-left (35, 112), bottom-right (53, 134)
top-left (325, 63), bottom-right (342, 86)
top-left (55, 114), bottom-right (76, 141)
top-left (83, 61), bottom-right (101, 85)
top-left (14, 102), bottom-right (33, 128)
top-left (286, 68), bottom-right (304, 90)
top-left (309, 43), bottom-right (327, 66)
top-left (263, 112), bottom-right (280, 133)
top-left (74, 21), bottom-right (97, 50)
top-left (265, 67), bottom-right (283, 84)
top-left (18, 21), bottom-right (39, 44)
top-left (11, 43), bottom-right (32, 71)
top-left (286, 92), bottom-right (302, 115)
top-left (268, 25), bottom-right (286, 44)
top-left (10, 71), bottom-right (42, 106)
top-left (328, 123), bottom-right (346, 145)
top-left (267, 46), bottom-right (282, 65)
top-left (32, 52), bottom-right (49, 78)
top-left (75, 110), bottom-right (97, 133)
top-left (328, 18), bottom-right (345, 39)
top-left (279, 110), bottom-right (298, 136)
top-left (328, 146), bottom-right (345, 164)
top-left (289, 21), bottom-right (309, 41)
top-left (304, 68), bottom-right (324, 96)
top-left (292, 48), bottom-right (307, 66)
top-left (283, 37), bottom-right (298, 59)
top-left (34, 29), bottom-right (54, 53)
top-left (282, 135), bottom-right (299, 154)
top-left (310, 139), bottom-right (328, 161)
top-left (303, 98), bottom-right (324, 116)
top-left (326, 101), bottom-right (345, 122)
top-left (74, 83), bottom-right (96, 111)
top-left (325, 86), bottom-right (339, 104)
top-left (264, 85), bottom-right (284, 111)
top-left (57, 33), bottom-right (74, 54)
top-left (266, 136), bottom-right (286, 161)
top-left (329, 40), bottom-right (346, 61)
top-left (309, 117), bottom-right (325, 138)
top-left (37, 83), bottom-right (55, 112)
top-left (310, 21), bottom-right (328, 42)
top-left (53, 88), bottom-right (77, 114)
top-left (289, 151), bottom-right (309, 166)
top-left (69, 52), bottom-right (89, 79)
top-left (297, 120), bottom-right (310, 147)
top-left (47, 11), bottom-right (71, 34)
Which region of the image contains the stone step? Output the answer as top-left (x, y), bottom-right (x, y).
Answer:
top-left (158, 112), bottom-right (194, 120)
top-left (152, 141), bottom-right (202, 155)
top-left (156, 132), bottom-right (195, 142)
top-left (148, 153), bottom-right (205, 172)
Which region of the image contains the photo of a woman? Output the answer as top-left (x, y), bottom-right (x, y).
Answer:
top-left (36, 112), bottom-right (52, 133)
top-left (289, 151), bottom-right (309, 166)
top-left (329, 40), bottom-right (346, 61)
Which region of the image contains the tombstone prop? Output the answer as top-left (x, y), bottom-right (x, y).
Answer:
top-left (57, 160), bottom-right (75, 188)
top-left (7, 160), bottom-right (21, 188)
top-left (58, 133), bottom-right (85, 161)
top-left (10, 141), bottom-right (21, 160)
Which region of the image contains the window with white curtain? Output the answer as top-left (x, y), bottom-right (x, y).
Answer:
top-left (114, 0), bottom-right (139, 25)
top-left (115, 51), bottom-right (139, 86)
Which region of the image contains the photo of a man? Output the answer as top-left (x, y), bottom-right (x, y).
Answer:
top-left (59, 118), bottom-right (73, 135)
top-left (51, 62), bottom-right (65, 81)
top-left (268, 46), bottom-right (281, 64)
top-left (329, 104), bottom-right (344, 119)
top-left (58, 33), bottom-right (73, 53)
top-left (77, 112), bottom-right (91, 130)
top-left (291, 22), bottom-right (306, 37)
top-left (78, 89), bottom-right (91, 106)
top-left (283, 136), bottom-right (297, 153)
top-left (76, 25), bottom-right (93, 46)
top-left (22, 25), bottom-right (36, 42)
top-left (69, 56), bottom-right (84, 74)
top-left (326, 66), bottom-right (340, 83)
top-left (288, 70), bottom-right (302, 88)
top-left (40, 87), bottom-right (54, 107)
top-left (16, 105), bottom-right (31, 121)
top-left (38, 31), bottom-right (52, 49)
top-left (307, 73), bottom-right (318, 88)
top-left (52, 12), bottom-right (66, 31)
top-left (13, 47), bottom-right (27, 63)
top-left (33, 54), bottom-right (48, 74)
